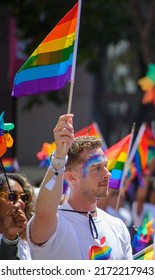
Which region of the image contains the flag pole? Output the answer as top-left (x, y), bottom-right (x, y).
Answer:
top-left (67, 0), bottom-right (82, 114)
top-left (63, 1), bottom-right (82, 153)
top-left (115, 123), bottom-right (135, 212)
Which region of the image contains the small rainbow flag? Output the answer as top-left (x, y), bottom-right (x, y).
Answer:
top-left (1, 157), bottom-right (19, 172)
top-left (74, 122), bottom-right (102, 138)
top-left (133, 132), bottom-right (148, 186)
top-left (144, 125), bottom-right (155, 161)
top-left (12, 3), bottom-right (78, 97)
top-left (105, 134), bottom-right (131, 189)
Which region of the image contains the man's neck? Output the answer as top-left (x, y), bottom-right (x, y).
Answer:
top-left (68, 198), bottom-right (97, 216)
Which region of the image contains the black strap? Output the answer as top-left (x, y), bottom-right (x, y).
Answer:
top-left (88, 212), bottom-right (98, 239)
top-left (59, 209), bottom-right (98, 239)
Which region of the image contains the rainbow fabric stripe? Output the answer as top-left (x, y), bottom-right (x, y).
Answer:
top-left (105, 134), bottom-right (131, 189)
top-left (133, 132), bottom-right (148, 186)
top-left (133, 244), bottom-right (154, 260)
top-left (1, 158), bottom-right (19, 172)
top-left (12, 3), bottom-right (78, 97)
top-left (74, 122), bottom-right (102, 138)
top-left (145, 125), bottom-right (155, 161)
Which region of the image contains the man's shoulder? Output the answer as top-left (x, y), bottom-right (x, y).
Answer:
top-left (97, 207), bottom-right (125, 225)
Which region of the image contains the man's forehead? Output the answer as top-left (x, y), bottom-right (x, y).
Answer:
top-left (82, 150), bottom-right (107, 162)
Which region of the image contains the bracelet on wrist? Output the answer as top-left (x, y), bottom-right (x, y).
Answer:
top-left (50, 163), bottom-right (65, 174)
top-left (50, 151), bottom-right (68, 168)
top-left (2, 234), bottom-right (19, 246)
top-left (45, 163), bottom-right (65, 191)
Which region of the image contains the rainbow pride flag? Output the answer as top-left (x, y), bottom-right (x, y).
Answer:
top-left (133, 244), bottom-right (154, 260)
top-left (133, 132), bottom-right (148, 186)
top-left (74, 122), bottom-right (102, 138)
top-left (1, 157), bottom-right (19, 172)
top-left (144, 125), bottom-right (155, 161)
top-left (12, 3), bottom-right (78, 97)
top-left (105, 134), bottom-right (131, 189)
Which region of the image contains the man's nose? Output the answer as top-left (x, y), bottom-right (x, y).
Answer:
top-left (104, 167), bottom-right (111, 178)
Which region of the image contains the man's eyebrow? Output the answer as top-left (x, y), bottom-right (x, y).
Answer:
top-left (91, 159), bottom-right (108, 166)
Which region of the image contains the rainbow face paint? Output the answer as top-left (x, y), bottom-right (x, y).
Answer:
top-left (81, 153), bottom-right (107, 178)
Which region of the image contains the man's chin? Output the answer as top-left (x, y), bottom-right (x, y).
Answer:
top-left (97, 188), bottom-right (109, 199)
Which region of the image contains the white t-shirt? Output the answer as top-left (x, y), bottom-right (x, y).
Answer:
top-left (0, 233), bottom-right (32, 260)
top-left (27, 202), bottom-right (133, 260)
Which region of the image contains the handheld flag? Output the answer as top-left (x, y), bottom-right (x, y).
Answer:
top-left (125, 123), bottom-right (148, 188)
top-left (12, 3), bottom-right (79, 97)
top-left (1, 157), bottom-right (19, 172)
top-left (105, 134), bottom-right (131, 189)
top-left (145, 125), bottom-right (155, 161)
top-left (74, 122), bottom-right (102, 138)
top-left (125, 123), bottom-right (146, 175)
top-left (133, 132), bottom-right (148, 186)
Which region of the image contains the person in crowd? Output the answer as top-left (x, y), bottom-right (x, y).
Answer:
top-left (97, 188), bottom-right (133, 230)
top-left (121, 162), bottom-right (139, 208)
top-left (131, 157), bottom-right (155, 229)
top-left (0, 172), bottom-right (36, 259)
top-left (27, 114), bottom-right (133, 260)
top-left (153, 234), bottom-right (155, 260)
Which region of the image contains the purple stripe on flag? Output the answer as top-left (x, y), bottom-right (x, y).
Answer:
top-left (12, 66), bottom-right (72, 97)
top-left (108, 178), bottom-right (120, 189)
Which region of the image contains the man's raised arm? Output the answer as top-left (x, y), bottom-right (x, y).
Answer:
top-left (30, 114), bottom-right (74, 244)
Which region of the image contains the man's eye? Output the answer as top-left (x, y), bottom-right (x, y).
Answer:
top-left (98, 165), bottom-right (102, 170)
top-left (92, 165), bottom-right (100, 171)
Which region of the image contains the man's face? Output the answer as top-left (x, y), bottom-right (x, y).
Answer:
top-left (74, 148), bottom-right (111, 200)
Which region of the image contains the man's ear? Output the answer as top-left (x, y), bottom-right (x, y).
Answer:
top-left (64, 171), bottom-right (77, 184)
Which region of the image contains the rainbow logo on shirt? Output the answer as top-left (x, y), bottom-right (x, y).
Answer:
top-left (89, 236), bottom-right (112, 260)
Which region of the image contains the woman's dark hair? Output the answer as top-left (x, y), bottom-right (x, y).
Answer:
top-left (0, 172), bottom-right (36, 220)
